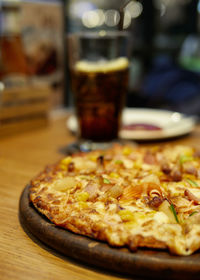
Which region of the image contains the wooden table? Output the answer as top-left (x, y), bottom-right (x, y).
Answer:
top-left (1, 112), bottom-right (200, 280)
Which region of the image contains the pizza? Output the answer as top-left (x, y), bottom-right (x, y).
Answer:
top-left (29, 143), bottom-right (200, 256)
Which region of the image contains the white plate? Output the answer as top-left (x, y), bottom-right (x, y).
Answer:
top-left (66, 108), bottom-right (197, 141)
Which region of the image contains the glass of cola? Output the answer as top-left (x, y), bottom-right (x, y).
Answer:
top-left (67, 31), bottom-right (130, 151)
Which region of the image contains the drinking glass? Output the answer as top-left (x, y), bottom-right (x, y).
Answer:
top-left (67, 31), bottom-right (130, 151)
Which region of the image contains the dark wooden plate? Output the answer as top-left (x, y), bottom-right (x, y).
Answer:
top-left (19, 185), bottom-right (200, 280)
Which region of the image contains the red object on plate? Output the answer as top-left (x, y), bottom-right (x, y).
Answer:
top-left (123, 123), bottom-right (162, 131)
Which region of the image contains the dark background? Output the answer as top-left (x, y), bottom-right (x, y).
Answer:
top-left (64, 0), bottom-right (200, 116)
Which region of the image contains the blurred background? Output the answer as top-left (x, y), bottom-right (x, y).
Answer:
top-left (0, 0), bottom-right (200, 136)
top-left (64, 0), bottom-right (200, 116)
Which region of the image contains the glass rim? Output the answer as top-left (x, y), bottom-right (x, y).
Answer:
top-left (67, 30), bottom-right (130, 39)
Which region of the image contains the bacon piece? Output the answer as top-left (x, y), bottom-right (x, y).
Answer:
top-left (68, 162), bottom-right (75, 172)
top-left (170, 167), bottom-right (182, 182)
top-left (161, 162), bottom-right (171, 174)
top-left (161, 164), bottom-right (182, 182)
top-left (194, 150), bottom-right (200, 158)
top-left (145, 183), bottom-right (163, 208)
top-left (184, 189), bottom-right (200, 204)
top-left (148, 196), bottom-right (164, 208)
top-left (97, 155), bottom-right (104, 166)
top-left (143, 151), bottom-right (156, 165)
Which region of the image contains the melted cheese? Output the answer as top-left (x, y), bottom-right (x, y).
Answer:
top-left (153, 211), bottom-right (169, 224)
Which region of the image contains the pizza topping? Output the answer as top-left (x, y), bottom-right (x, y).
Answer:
top-left (52, 177), bottom-right (77, 192)
top-left (72, 157), bottom-right (97, 172)
top-left (120, 185), bottom-right (143, 201)
top-left (29, 144), bottom-right (200, 256)
top-left (148, 196), bottom-right (164, 209)
top-left (146, 183), bottom-right (162, 197)
top-left (143, 150), bottom-right (156, 165)
top-left (145, 183), bottom-right (164, 209)
top-left (186, 178), bottom-right (198, 187)
top-left (169, 205), bottom-right (179, 223)
top-left (180, 155), bottom-right (194, 165)
top-left (97, 155), bottom-right (104, 166)
top-left (170, 196), bottom-right (193, 212)
top-left (122, 146), bottom-right (133, 156)
top-left (76, 192), bottom-right (89, 202)
top-left (184, 189), bottom-right (200, 204)
top-left (103, 178), bottom-right (110, 184)
top-left (194, 150), bottom-right (200, 158)
top-left (186, 212), bottom-right (200, 224)
top-left (158, 200), bottom-right (178, 223)
top-left (170, 167), bottom-right (182, 182)
top-left (161, 162), bottom-right (171, 175)
top-left (106, 185), bottom-right (123, 199)
top-left (141, 174), bottom-right (160, 186)
top-left (182, 162), bottom-right (197, 176)
top-left (189, 211), bottom-right (198, 217)
top-left (84, 182), bottom-right (99, 201)
top-left (123, 158), bottom-right (134, 169)
top-left (115, 159), bottom-right (123, 165)
top-left (60, 156), bottom-right (72, 169)
top-left (109, 172), bottom-right (120, 179)
top-left (118, 209), bottom-right (135, 222)
top-left (68, 162), bottom-right (75, 172)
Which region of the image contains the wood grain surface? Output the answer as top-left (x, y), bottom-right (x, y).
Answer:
top-left (1, 111), bottom-right (200, 280)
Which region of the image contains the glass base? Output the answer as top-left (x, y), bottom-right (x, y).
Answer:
top-left (59, 139), bottom-right (136, 155)
top-left (68, 140), bottom-right (118, 153)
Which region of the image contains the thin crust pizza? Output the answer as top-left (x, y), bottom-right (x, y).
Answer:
top-left (29, 144), bottom-right (200, 256)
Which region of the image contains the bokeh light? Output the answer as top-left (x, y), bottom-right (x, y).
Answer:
top-left (123, 11), bottom-right (132, 29)
top-left (104, 9), bottom-right (120, 27)
top-left (124, 1), bottom-right (143, 19)
top-left (82, 10), bottom-right (100, 28)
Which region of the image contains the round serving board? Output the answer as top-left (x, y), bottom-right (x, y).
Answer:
top-left (19, 185), bottom-right (200, 280)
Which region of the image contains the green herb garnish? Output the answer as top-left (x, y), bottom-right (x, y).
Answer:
top-left (103, 178), bottom-right (110, 184)
top-left (186, 178), bottom-right (198, 187)
top-left (115, 160), bottom-right (123, 165)
top-left (79, 175), bottom-right (89, 180)
top-left (169, 204), bottom-right (179, 223)
top-left (189, 211), bottom-right (198, 217)
top-left (179, 155), bottom-right (193, 164)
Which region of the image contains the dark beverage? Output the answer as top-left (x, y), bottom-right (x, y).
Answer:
top-left (70, 58), bottom-right (129, 141)
top-left (0, 35), bottom-right (28, 79)
top-left (0, 1), bottom-right (28, 81)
